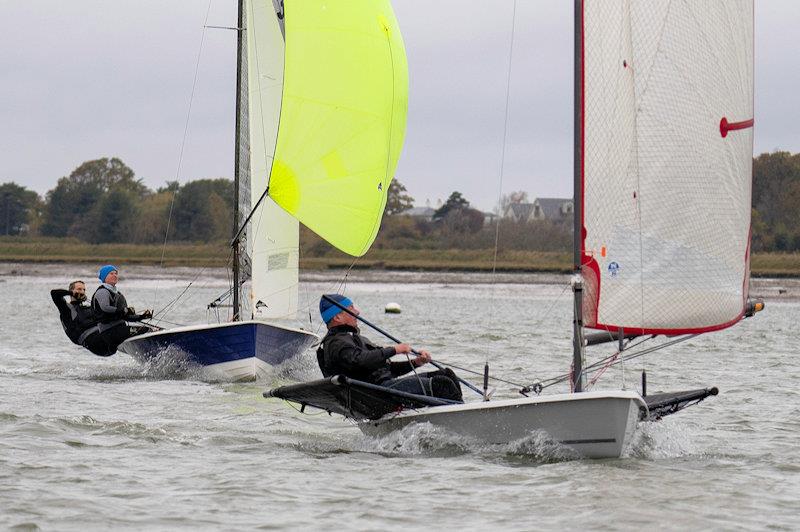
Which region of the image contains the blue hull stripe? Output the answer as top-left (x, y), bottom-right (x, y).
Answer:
top-left (122, 322), bottom-right (317, 367)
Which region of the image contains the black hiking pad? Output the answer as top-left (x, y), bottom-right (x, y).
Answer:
top-left (643, 387), bottom-right (718, 420)
top-left (264, 375), bottom-right (461, 421)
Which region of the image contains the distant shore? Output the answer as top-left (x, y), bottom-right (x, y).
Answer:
top-left (2, 260), bottom-right (797, 302)
top-left (2, 237), bottom-right (799, 278)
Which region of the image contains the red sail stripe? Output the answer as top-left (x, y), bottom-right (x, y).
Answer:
top-left (720, 117), bottom-right (754, 138)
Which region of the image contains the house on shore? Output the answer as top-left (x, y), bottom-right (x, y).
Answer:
top-left (503, 198), bottom-right (573, 223)
top-left (402, 206), bottom-right (436, 222)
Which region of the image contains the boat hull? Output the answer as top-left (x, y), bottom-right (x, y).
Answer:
top-left (359, 390), bottom-right (646, 459)
top-left (119, 320), bottom-right (318, 381)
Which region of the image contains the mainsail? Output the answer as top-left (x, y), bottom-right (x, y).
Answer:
top-left (240, 0), bottom-right (408, 318)
top-left (580, 0), bottom-right (754, 334)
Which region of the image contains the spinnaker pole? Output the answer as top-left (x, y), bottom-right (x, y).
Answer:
top-left (572, 0), bottom-right (586, 392)
top-left (231, 0), bottom-right (245, 321)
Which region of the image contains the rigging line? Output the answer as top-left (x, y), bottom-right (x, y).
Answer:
top-left (586, 333), bottom-right (641, 387)
top-left (494, 283), bottom-right (571, 374)
top-left (431, 360), bottom-right (526, 389)
top-left (526, 283), bottom-right (571, 336)
top-left (528, 335), bottom-right (657, 391)
top-left (311, 263), bottom-right (359, 339)
top-left (613, 333), bottom-right (697, 366)
top-left (539, 334), bottom-right (694, 391)
top-left (488, 0), bottom-right (518, 348)
top-left (231, 186), bottom-right (270, 247)
top-left (152, 0), bottom-right (214, 313)
top-left (151, 243), bottom-right (230, 324)
top-left (155, 188), bottom-right (178, 313)
top-left (583, 334), bottom-right (653, 372)
top-left (151, 267), bottom-right (205, 318)
top-left (338, 259), bottom-right (358, 295)
top-left (145, 317), bottom-right (188, 328)
top-left (404, 352), bottom-right (428, 397)
top-left (151, 266), bottom-right (209, 325)
top-left (588, 350), bottom-right (620, 388)
top-left (298, 254), bottom-right (314, 328)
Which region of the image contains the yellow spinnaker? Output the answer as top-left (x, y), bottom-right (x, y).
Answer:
top-left (268, 0), bottom-right (409, 257)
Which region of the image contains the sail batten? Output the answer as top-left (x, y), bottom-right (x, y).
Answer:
top-left (581, 0), bottom-right (754, 334)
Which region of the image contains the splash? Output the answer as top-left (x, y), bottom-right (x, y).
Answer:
top-left (354, 422), bottom-right (581, 463)
top-left (255, 350), bottom-right (320, 383)
top-left (132, 346), bottom-right (207, 381)
top-left (625, 419), bottom-right (695, 459)
top-left (502, 430), bottom-right (582, 463)
top-left (77, 347), bottom-right (210, 383)
top-left (358, 422), bottom-right (476, 457)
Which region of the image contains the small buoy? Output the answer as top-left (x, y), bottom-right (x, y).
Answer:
top-left (384, 302), bottom-right (402, 314)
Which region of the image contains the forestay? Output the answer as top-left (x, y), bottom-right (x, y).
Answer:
top-left (580, 0), bottom-right (754, 334)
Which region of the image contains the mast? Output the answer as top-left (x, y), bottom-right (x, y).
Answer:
top-left (571, 0), bottom-right (586, 392)
top-left (231, 0), bottom-right (245, 321)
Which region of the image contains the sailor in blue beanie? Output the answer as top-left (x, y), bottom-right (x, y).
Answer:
top-left (88, 265), bottom-right (154, 356)
top-left (319, 293), bottom-right (354, 324)
top-left (316, 294), bottom-right (463, 402)
top-left (98, 264), bottom-right (118, 283)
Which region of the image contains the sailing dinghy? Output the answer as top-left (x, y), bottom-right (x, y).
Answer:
top-left (120, 0), bottom-right (409, 380)
top-left (265, 0), bottom-right (761, 458)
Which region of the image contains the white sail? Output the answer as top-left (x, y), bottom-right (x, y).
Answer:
top-left (243, 0), bottom-right (299, 320)
top-left (581, 0), bottom-right (754, 334)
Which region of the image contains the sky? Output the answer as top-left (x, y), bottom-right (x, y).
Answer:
top-left (1, 1), bottom-right (799, 212)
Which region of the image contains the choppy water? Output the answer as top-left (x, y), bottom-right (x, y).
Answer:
top-left (1, 264), bottom-right (798, 530)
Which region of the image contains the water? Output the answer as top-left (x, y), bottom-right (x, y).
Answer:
top-left (1, 264), bottom-right (798, 530)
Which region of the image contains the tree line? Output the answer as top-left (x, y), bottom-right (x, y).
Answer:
top-left (2, 152), bottom-right (799, 253)
top-left (1, 158), bottom-right (233, 244)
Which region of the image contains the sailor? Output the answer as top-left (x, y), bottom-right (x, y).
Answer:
top-left (50, 280), bottom-right (108, 356)
top-left (316, 294), bottom-right (462, 401)
top-left (90, 265), bottom-right (153, 356)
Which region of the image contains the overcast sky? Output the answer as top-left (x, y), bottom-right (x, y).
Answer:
top-left (1, 1), bottom-right (798, 211)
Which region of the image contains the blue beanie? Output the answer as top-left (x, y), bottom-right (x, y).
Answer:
top-left (98, 264), bottom-right (118, 283)
top-left (320, 294), bottom-right (353, 324)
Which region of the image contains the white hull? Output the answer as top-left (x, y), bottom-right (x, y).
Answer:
top-left (359, 390), bottom-right (647, 459)
top-left (191, 357), bottom-right (306, 382)
top-left (200, 357), bottom-right (262, 382)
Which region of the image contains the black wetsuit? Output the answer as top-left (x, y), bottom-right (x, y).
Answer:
top-left (316, 324), bottom-right (462, 401)
top-left (51, 289), bottom-right (115, 356)
top-left (50, 289), bottom-right (98, 344)
top-left (90, 284), bottom-right (150, 356)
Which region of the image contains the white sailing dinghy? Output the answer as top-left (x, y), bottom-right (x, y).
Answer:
top-left (266, 0), bottom-right (762, 458)
top-left (120, 0), bottom-right (409, 380)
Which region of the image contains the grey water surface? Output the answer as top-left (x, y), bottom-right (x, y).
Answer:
top-left (1, 265), bottom-right (798, 530)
